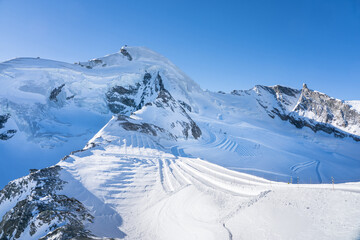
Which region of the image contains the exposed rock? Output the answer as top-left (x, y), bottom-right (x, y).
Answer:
top-left (190, 120), bottom-right (202, 139)
top-left (117, 115), bottom-right (168, 137)
top-left (0, 114), bottom-right (10, 129)
top-left (0, 113), bottom-right (17, 140)
top-left (143, 72), bottom-right (152, 84)
top-left (105, 72), bottom-right (172, 115)
top-left (0, 166), bottom-right (96, 240)
top-left (0, 129), bottom-right (17, 140)
top-left (49, 84), bottom-right (65, 102)
top-left (289, 84), bottom-right (360, 141)
top-left (120, 47), bottom-right (133, 61)
top-left (61, 143), bottom-right (97, 162)
top-left (294, 84), bottom-right (360, 130)
top-left (66, 95), bottom-right (75, 100)
top-left (234, 84), bottom-right (360, 141)
top-left (153, 86), bottom-right (201, 139)
top-left (178, 100), bottom-right (192, 112)
top-left (106, 85), bottom-right (139, 114)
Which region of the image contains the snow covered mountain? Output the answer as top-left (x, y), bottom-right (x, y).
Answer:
top-left (1, 46), bottom-right (360, 239)
top-left (0, 46), bottom-right (201, 186)
top-left (232, 83), bottom-right (360, 140)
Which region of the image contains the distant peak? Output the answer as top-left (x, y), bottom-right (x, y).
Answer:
top-left (302, 83), bottom-right (308, 89)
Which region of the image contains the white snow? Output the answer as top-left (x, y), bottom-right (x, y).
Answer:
top-left (56, 127), bottom-right (360, 240)
top-left (1, 46), bottom-right (360, 239)
top-left (347, 100), bottom-right (360, 113)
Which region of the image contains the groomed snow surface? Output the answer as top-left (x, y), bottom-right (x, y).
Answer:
top-left (56, 127), bottom-right (360, 240)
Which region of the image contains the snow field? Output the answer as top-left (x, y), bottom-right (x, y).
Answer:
top-left (58, 131), bottom-right (360, 240)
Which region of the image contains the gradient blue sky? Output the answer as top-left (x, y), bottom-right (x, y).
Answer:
top-left (0, 0), bottom-right (359, 100)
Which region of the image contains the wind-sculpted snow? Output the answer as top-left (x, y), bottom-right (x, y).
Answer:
top-left (1, 127), bottom-right (358, 239)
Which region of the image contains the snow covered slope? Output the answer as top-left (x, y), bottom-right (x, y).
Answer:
top-left (1, 45), bottom-right (360, 239)
top-left (0, 46), bottom-right (201, 186)
top-left (1, 121), bottom-right (359, 239)
top-left (0, 45), bottom-right (359, 187)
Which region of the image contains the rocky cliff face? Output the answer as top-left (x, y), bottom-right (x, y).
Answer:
top-left (0, 166), bottom-right (97, 240)
top-left (232, 84), bottom-right (360, 141)
top-left (106, 72), bottom-right (165, 115)
top-left (291, 84), bottom-right (360, 137)
top-left (0, 114), bottom-right (17, 141)
top-left (106, 71), bottom-right (201, 140)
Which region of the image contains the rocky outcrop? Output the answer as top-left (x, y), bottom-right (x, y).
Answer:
top-left (107, 71), bottom-right (201, 140)
top-left (77, 59), bottom-right (106, 69)
top-left (0, 129), bottom-right (17, 140)
top-left (105, 72), bottom-right (164, 114)
top-left (0, 114), bottom-right (16, 141)
top-left (117, 115), bottom-right (171, 138)
top-left (120, 47), bottom-right (133, 61)
top-left (105, 71), bottom-right (201, 139)
top-left (232, 85), bottom-right (301, 119)
top-left (106, 84), bottom-right (139, 114)
top-left (287, 84), bottom-right (360, 141)
top-left (0, 166), bottom-right (97, 239)
top-left (152, 82), bottom-right (202, 139)
top-left (49, 84), bottom-right (65, 102)
top-left (233, 84), bottom-right (360, 141)
top-left (178, 100), bottom-right (192, 112)
top-left (294, 84), bottom-right (360, 131)
top-left (0, 114), bottom-right (10, 129)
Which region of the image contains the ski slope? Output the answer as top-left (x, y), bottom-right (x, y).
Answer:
top-left (57, 128), bottom-right (360, 240)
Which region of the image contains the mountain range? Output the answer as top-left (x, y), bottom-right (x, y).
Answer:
top-left (0, 46), bottom-right (359, 239)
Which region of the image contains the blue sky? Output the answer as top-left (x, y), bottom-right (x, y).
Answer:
top-left (0, 0), bottom-right (359, 100)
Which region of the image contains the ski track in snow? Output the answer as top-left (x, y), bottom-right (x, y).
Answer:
top-left (58, 131), bottom-right (360, 240)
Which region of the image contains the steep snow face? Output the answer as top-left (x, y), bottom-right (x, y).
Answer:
top-left (0, 46), bottom-right (202, 186)
top-left (0, 46), bottom-right (200, 145)
top-left (346, 100), bottom-right (360, 112)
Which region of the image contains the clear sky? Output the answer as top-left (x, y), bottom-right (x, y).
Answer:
top-left (0, 0), bottom-right (359, 100)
